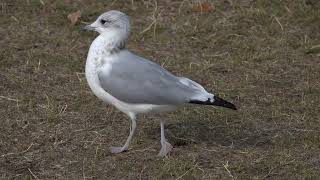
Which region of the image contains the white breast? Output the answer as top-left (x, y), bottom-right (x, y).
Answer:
top-left (85, 37), bottom-right (120, 107)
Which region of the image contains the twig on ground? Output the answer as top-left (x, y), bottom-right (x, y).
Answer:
top-left (76, 72), bottom-right (85, 83)
top-left (175, 163), bottom-right (198, 180)
top-left (28, 168), bottom-right (39, 180)
top-left (139, 166), bottom-right (147, 180)
top-left (110, 0), bottom-right (118, 6)
top-left (140, 0), bottom-right (160, 39)
top-left (0, 95), bottom-right (20, 102)
top-left (274, 16), bottom-right (283, 31)
top-left (223, 161), bottom-right (235, 179)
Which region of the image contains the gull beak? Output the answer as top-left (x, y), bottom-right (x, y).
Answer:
top-left (81, 24), bottom-right (96, 31)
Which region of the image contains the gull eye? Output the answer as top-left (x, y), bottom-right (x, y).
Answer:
top-left (100, 19), bottom-right (111, 24)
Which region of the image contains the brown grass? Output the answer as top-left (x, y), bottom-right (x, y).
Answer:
top-left (1, 0), bottom-right (320, 179)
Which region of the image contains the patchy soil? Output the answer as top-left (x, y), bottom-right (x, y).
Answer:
top-left (1, 0), bottom-right (320, 179)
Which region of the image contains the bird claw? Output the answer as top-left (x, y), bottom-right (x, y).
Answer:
top-left (158, 141), bottom-right (173, 157)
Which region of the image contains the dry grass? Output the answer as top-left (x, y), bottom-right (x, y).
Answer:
top-left (1, 0), bottom-right (320, 179)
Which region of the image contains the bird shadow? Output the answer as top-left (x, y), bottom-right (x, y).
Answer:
top-left (145, 120), bottom-right (274, 149)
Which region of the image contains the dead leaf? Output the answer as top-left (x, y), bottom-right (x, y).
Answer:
top-left (67, 10), bottom-right (81, 26)
top-left (192, 2), bottom-right (214, 12)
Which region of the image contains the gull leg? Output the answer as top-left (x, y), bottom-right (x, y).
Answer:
top-left (110, 113), bottom-right (137, 153)
top-left (158, 120), bottom-right (173, 157)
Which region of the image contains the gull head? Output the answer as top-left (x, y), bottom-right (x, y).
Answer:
top-left (83, 10), bottom-right (130, 36)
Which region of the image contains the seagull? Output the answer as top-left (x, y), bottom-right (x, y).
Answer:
top-left (83, 10), bottom-right (237, 156)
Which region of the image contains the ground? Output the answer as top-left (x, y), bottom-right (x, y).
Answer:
top-left (1, 0), bottom-right (320, 179)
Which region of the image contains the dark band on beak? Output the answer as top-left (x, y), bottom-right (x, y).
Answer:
top-left (81, 24), bottom-right (95, 31)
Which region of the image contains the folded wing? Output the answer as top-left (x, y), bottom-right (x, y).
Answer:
top-left (97, 51), bottom-right (206, 105)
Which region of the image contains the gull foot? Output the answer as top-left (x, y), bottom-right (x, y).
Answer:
top-left (110, 146), bottom-right (128, 154)
top-left (158, 141), bottom-right (173, 157)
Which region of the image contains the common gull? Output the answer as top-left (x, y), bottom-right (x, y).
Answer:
top-left (83, 10), bottom-right (237, 156)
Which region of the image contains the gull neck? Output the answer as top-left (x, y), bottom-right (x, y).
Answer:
top-left (93, 29), bottom-right (128, 54)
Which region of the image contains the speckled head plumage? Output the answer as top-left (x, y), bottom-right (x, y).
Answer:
top-left (83, 10), bottom-right (131, 52)
top-left (83, 10), bottom-right (130, 34)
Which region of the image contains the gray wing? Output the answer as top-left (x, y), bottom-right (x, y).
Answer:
top-left (97, 51), bottom-right (203, 105)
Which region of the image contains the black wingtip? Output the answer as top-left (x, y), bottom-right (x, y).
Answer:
top-left (212, 96), bottom-right (237, 110)
top-left (189, 96), bottom-right (237, 110)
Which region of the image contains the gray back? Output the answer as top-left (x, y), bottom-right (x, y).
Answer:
top-left (98, 50), bottom-right (200, 105)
